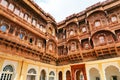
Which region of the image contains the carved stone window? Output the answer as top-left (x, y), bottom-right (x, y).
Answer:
top-left (8, 3), bottom-right (14, 11)
top-left (82, 27), bottom-right (87, 33)
top-left (8, 27), bottom-right (14, 34)
top-left (111, 16), bottom-right (117, 22)
top-left (49, 71), bottom-right (55, 80)
top-left (38, 41), bottom-right (42, 48)
top-left (19, 33), bottom-right (24, 39)
top-left (32, 19), bottom-right (36, 26)
top-left (95, 20), bottom-right (101, 27)
top-left (24, 14), bottom-right (28, 21)
top-left (99, 36), bottom-right (105, 44)
top-left (48, 27), bottom-right (53, 35)
top-left (14, 8), bottom-right (20, 16)
top-left (69, 30), bottom-right (74, 36)
top-left (29, 38), bottom-right (33, 44)
top-left (20, 12), bottom-right (24, 18)
top-left (84, 43), bottom-right (89, 49)
top-left (27, 68), bottom-right (36, 80)
top-left (71, 43), bottom-right (76, 51)
top-left (0, 65), bottom-right (14, 80)
top-left (49, 44), bottom-right (52, 51)
top-left (28, 17), bottom-right (32, 23)
top-left (0, 24), bottom-right (8, 32)
top-left (80, 71), bottom-right (84, 80)
top-left (0, 0), bottom-right (8, 8)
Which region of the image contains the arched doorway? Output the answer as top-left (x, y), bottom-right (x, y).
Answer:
top-left (105, 65), bottom-right (120, 80)
top-left (27, 68), bottom-right (37, 80)
top-left (58, 71), bottom-right (62, 80)
top-left (0, 65), bottom-right (14, 80)
top-left (89, 68), bottom-right (100, 80)
top-left (49, 71), bottom-right (55, 80)
top-left (76, 70), bottom-right (84, 80)
top-left (66, 70), bottom-right (71, 80)
top-left (40, 70), bottom-right (46, 80)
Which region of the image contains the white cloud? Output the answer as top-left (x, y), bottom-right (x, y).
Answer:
top-left (34, 0), bottom-right (106, 22)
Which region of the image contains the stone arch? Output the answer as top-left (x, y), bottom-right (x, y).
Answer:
top-left (75, 69), bottom-right (84, 80)
top-left (27, 68), bottom-right (37, 80)
top-left (49, 71), bottom-right (55, 80)
top-left (40, 69), bottom-right (46, 80)
top-left (66, 22), bottom-right (78, 28)
top-left (58, 71), bottom-right (62, 80)
top-left (89, 68), bottom-right (100, 80)
top-left (66, 70), bottom-right (71, 80)
top-left (0, 64), bottom-right (15, 80)
top-left (87, 10), bottom-right (106, 18)
top-left (105, 65), bottom-right (120, 80)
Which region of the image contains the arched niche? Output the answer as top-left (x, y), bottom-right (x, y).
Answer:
top-left (47, 39), bottom-right (57, 53)
top-left (105, 65), bottom-right (120, 80)
top-left (66, 70), bottom-right (71, 80)
top-left (91, 30), bottom-right (116, 47)
top-left (0, 65), bottom-right (15, 80)
top-left (87, 10), bottom-right (108, 30)
top-left (66, 22), bottom-right (78, 38)
top-left (89, 68), bottom-right (100, 80)
top-left (27, 68), bottom-right (37, 80)
top-left (67, 39), bottom-right (80, 52)
top-left (75, 70), bottom-right (84, 80)
top-left (58, 71), bottom-right (62, 80)
top-left (40, 69), bottom-right (46, 80)
top-left (49, 71), bottom-right (55, 80)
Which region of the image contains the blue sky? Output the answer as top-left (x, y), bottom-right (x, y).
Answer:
top-left (34, 0), bottom-right (106, 22)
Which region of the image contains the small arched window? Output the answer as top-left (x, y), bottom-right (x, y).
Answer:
top-left (0, 24), bottom-right (8, 32)
top-left (111, 16), bottom-right (117, 22)
top-left (82, 27), bottom-right (87, 33)
top-left (0, 0), bottom-right (8, 8)
top-left (49, 27), bottom-right (53, 35)
top-left (49, 44), bottom-right (52, 51)
top-left (8, 3), bottom-right (14, 11)
top-left (80, 71), bottom-right (84, 80)
top-left (38, 41), bottom-right (42, 48)
top-left (49, 71), bottom-right (55, 80)
top-left (84, 43), bottom-right (89, 49)
top-left (27, 68), bottom-right (37, 80)
top-left (20, 12), bottom-right (24, 18)
top-left (94, 20), bottom-right (101, 27)
top-left (99, 36), bottom-right (105, 44)
top-left (14, 7), bottom-right (20, 16)
top-left (8, 27), bottom-right (14, 34)
top-left (24, 13), bottom-right (28, 21)
top-left (19, 33), bottom-right (24, 39)
top-left (40, 70), bottom-right (46, 80)
top-left (32, 18), bottom-right (36, 26)
top-left (29, 38), bottom-right (33, 43)
top-left (71, 43), bottom-right (76, 51)
top-left (0, 65), bottom-right (14, 80)
top-left (69, 30), bottom-right (74, 36)
top-left (28, 68), bottom-right (36, 74)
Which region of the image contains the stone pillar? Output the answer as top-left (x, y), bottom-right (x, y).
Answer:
top-left (98, 64), bottom-right (106, 80)
top-left (20, 61), bottom-right (28, 80)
